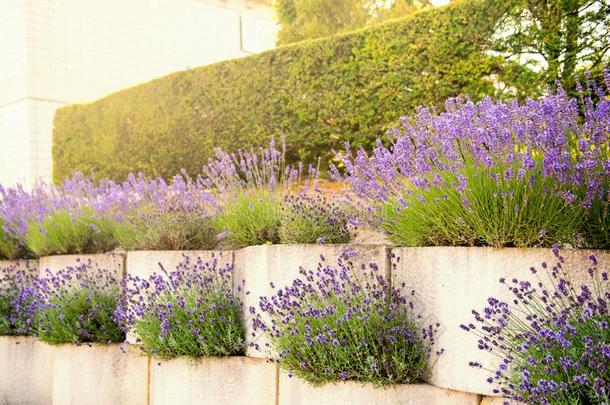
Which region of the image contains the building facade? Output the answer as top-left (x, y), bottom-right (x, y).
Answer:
top-left (0, 0), bottom-right (277, 186)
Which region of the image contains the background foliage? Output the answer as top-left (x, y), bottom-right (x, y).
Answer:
top-left (275, 0), bottom-right (431, 45)
top-left (53, 0), bottom-right (517, 182)
top-left (488, 0), bottom-right (610, 94)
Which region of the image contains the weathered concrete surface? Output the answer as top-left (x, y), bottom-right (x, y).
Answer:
top-left (0, 260), bottom-right (38, 291)
top-left (481, 396), bottom-right (525, 404)
top-left (392, 246), bottom-right (608, 396)
top-left (234, 244), bottom-right (390, 358)
top-left (279, 372), bottom-right (481, 405)
top-left (126, 250), bottom-right (234, 280)
top-left (51, 343), bottom-right (148, 405)
top-left (150, 356), bottom-right (277, 405)
top-left (0, 336), bottom-right (53, 405)
top-left (0, 259), bottom-right (38, 273)
top-left (39, 253), bottom-right (125, 279)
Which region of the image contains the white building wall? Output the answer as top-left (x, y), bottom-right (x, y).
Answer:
top-left (0, 0), bottom-right (277, 186)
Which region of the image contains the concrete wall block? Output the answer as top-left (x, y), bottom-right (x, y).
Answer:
top-left (125, 250), bottom-right (234, 280)
top-left (481, 396), bottom-right (525, 405)
top-left (38, 252), bottom-right (126, 280)
top-left (51, 343), bottom-right (148, 405)
top-left (0, 336), bottom-right (53, 405)
top-left (234, 244), bottom-right (390, 358)
top-left (0, 259), bottom-right (39, 290)
top-left (391, 246), bottom-right (608, 396)
top-left (150, 356), bottom-right (277, 405)
top-left (0, 259), bottom-right (38, 273)
top-left (278, 372), bottom-right (481, 405)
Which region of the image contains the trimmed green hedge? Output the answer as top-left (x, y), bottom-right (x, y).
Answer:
top-left (53, 0), bottom-right (513, 182)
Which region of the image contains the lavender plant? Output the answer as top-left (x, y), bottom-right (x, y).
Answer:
top-left (336, 73), bottom-right (610, 248)
top-left (279, 194), bottom-right (352, 244)
top-left (0, 218), bottom-right (26, 260)
top-left (25, 208), bottom-right (118, 257)
top-left (35, 263), bottom-right (124, 344)
top-left (114, 210), bottom-right (217, 251)
top-left (214, 192), bottom-right (281, 248)
top-left (251, 254), bottom-right (438, 386)
top-left (201, 139), bottom-right (317, 195)
top-left (462, 249), bottom-right (610, 404)
top-left (0, 264), bottom-right (38, 335)
top-left (115, 256), bottom-right (244, 357)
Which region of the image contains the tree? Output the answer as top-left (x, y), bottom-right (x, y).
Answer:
top-left (275, 0), bottom-right (431, 45)
top-left (490, 0), bottom-right (610, 93)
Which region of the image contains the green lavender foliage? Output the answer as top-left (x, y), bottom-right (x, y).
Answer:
top-left (24, 209), bottom-right (118, 257)
top-left (113, 210), bottom-right (217, 251)
top-left (214, 192), bottom-right (281, 248)
top-left (380, 161), bottom-right (581, 248)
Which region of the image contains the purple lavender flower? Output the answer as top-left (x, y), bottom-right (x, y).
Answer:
top-left (0, 263), bottom-right (38, 335)
top-left (335, 73), bottom-right (610, 249)
top-left (115, 254), bottom-right (244, 357)
top-left (250, 253), bottom-right (438, 385)
top-left (35, 262), bottom-right (124, 344)
top-left (464, 249), bottom-right (610, 404)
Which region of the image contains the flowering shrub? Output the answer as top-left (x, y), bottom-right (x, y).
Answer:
top-left (462, 249), bottom-right (610, 404)
top-left (0, 219), bottom-right (25, 260)
top-left (115, 256), bottom-right (244, 357)
top-left (207, 140), bottom-right (351, 247)
top-left (202, 139), bottom-right (317, 195)
top-left (336, 73), bottom-right (610, 248)
top-left (251, 253), bottom-right (438, 385)
top-left (214, 192), bottom-right (281, 248)
top-left (0, 140), bottom-right (344, 255)
top-left (114, 210), bottom-right (217, 251)
top-left (111, 172), bottom-right (221, 250)
top-left (0, 264), bottom-right (38, 335)
top-left (279, 194), bottom-right (352, 244)
top-left (35, 263), bottom-right (124, 344)
top-left (25, 208), bottom-right (118, 257)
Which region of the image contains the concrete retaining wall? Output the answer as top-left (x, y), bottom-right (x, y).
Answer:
top-left (0, 336), bottom-right (53, 405)
top-left (278, 372), bottom-right (482, 405)
top-left (392, 246), bottom-right (608, 396)
top-left (125, 250), bottom-right (233, 280)
top-left (0, 339), bottom-right (494, 405)
top-left (51, 344), bottom-right (148, 405)
top-left (150, 356), bottom-right (277, 405)
top-left (38, 252), bottom-right (125, 279)
top-left (2, 245), bottom-right (603, 403)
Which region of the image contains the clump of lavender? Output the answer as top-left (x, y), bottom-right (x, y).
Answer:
top-left (35, 262), bottom-right (124, 344)
top-left (462, 248), bottom-right (610, 404)
top-left (0, 264), bottom-right (38, 335)
top-left (214, 191), bottom-right (281, 248)
top-left (201, 139), bottom-right (318, 196)
top-left (115, 255), bottom-right (244, 358)
top-left (1, 171), bottom-right (220, 257)
top-left (25, 208), bottom-right (118, 257)
top-left (336, 72), bottom-right (610, 248)
top-left (112, 171), bottom-right (221, 250)
top-left (251, 253), bottom-right (438, 385)
top-left (114, 210), bottom-right (218, 251)
top-left (0, 218), bottom-right (27, 260)
top-left (207, 140), bottom-right (323, 248)
top-left (279, 194), bottom-right (352, 244)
